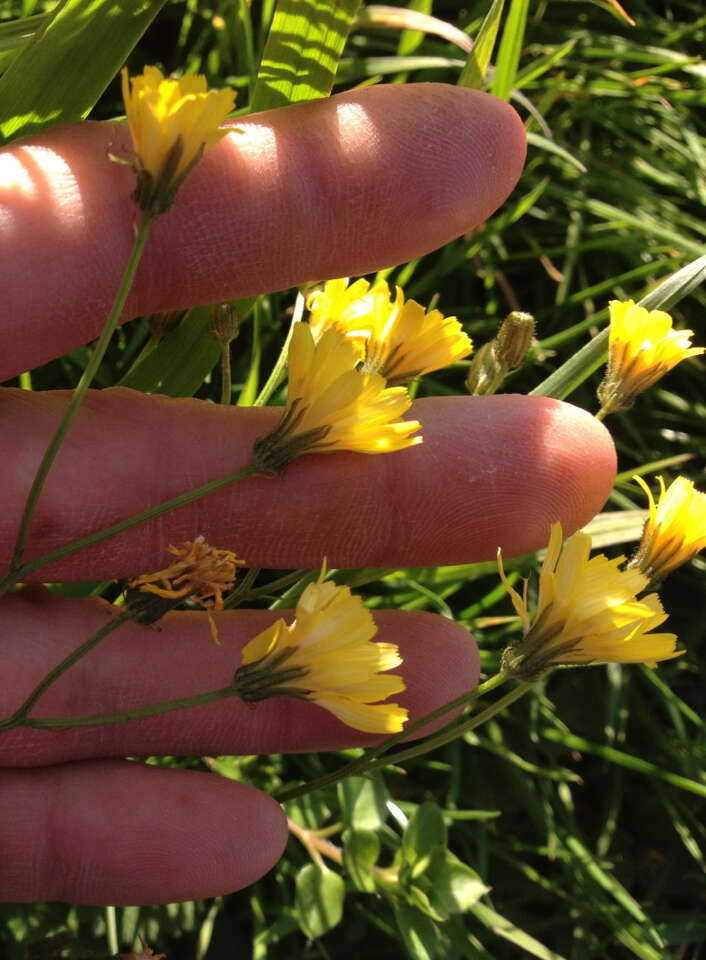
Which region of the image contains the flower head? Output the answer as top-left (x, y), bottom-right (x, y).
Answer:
top-left (306, 277), bottom-right (472, 386)
top-left (233, 567), bottom-right (408, 733)
top-left (597, 299), bottom-right (704, 416)
top-left (121, 66), bottom-right (236, 216)
top-left (127, 536), bottom-right (243, 640)
top-left (253, 323), bottom-right (422, 472)
top-left (497, 523), bottom-right (680, 679)
top-left (630, 475), bottom-right (706, 584)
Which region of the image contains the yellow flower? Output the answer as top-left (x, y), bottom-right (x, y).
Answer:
top-left (121, 66), bottom-right (236, 216)
top-left (630, 475), bottom-right (706, 583)
top-left (306, 277), bottom-right (472, 386)
top-left (597, 299), bottom-right (704, 416)
top-left (127, 536), bottom-right (243, 641)
top-left (233, 567), bottom-right (408, 734)
top-left (497, 523), bottom-right (680, 678)
top-left (252, 323), bottom-right (422, 472)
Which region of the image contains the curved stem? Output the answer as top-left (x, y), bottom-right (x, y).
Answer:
top-left (9, 217), bottom-right (153, 576)
top-left (253, 289), bottom-right (306, 407)
top-left (0, 462), bottom-right (258, 593)
top-left (17, 685), bottom-right (236, 730)
top-left (0, 612), bottom-right (131, 732)
top-left (276, 671), bottom-right (512, 802)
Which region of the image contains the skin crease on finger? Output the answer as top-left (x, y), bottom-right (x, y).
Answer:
top-left (0, 389), bottom-right (617, 579)
top-left (0, 84), bottom-right (526, 380)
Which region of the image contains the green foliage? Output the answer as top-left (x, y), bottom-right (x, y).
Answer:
top-left (0, 0), bottom-right (166, 144)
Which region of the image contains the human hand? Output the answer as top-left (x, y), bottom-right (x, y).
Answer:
top-left (0, 84), bottom-right (616, 905)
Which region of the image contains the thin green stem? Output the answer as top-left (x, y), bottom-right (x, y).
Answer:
top-left (105, 908), bottom-right (118, 957)
top-left (220, 340), bottom-right (232, 405)
top-left (253, 289), bottom-right (306, 407)
top-left (0, 462), bottom-right (258, 593)
top-left (17, 685), bottom-right (236, 730)
top-left (0, 612), bottom-right (131, 732)
top-left (9, 217), bottom-right (153, 574)
top-left (275, 671), bottom-right (512, 802)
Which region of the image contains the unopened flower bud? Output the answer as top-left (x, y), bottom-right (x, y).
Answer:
top-left (147, 309), bottom-right (187, 344)
top-left (496, 311), bottom-right (535, 371)
top-left (466, 311), bottom-right (534, 396)
top-left (210, 302), bottom-right (239, 345)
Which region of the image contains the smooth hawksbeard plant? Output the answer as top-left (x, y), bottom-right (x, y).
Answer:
top-left (597, 299), bottom-right (704, 417)
top-left (121, 65), bottom-right (236, 217)
top-left (497, 523), bottom-right (681, 679)
top-left (306, 277), bottom-right (472, 386)
top-left (629, 475), bottom-right (706, 585)
top-left (252, 323), bottom-right (422, 472)
top-left (232, 567), bottom-right (408, 734)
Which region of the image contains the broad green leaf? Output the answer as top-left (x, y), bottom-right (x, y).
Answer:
top-left (117, 307), bottom-right (219, 396)
top-left (341, 827), bottom-right (380, 892)
top-left (401, 801), bottom-right (446, 869)
top-left (490, 0), bottom-right (529, 101)
top-left (295, 864), bottom-right (345, 939)
top-left (0, 0), bottom-right (166, 145)
top-left (338, 776), bottom-right (389, 831)
top-left (251, 0), bottom-right (361, 114)
top-left (427, 849), bottom-right (489, 915)
top-left (458, 0), bottom-right (505, 90)
top-left (393, 900), bottom-right (438, 960)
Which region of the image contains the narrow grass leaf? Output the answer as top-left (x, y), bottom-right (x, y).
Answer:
top-left (469, 901), bottom-right (568, 959)
top-left (0, 0), bottom-right (166, 144)
top-left (458, 0), bottom-right (504, 90)
top-left (542, 729), bottom-right (706, 799)
top-left (490, 0), bottom-right (530, 101)
top-left (251, 0), bottom-right (361, 113)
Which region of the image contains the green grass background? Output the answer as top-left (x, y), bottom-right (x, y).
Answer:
top-left (0, 0), bottom-right (704, 958)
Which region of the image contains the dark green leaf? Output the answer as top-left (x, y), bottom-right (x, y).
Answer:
top-left (295, 863), bottom-right (345, 939)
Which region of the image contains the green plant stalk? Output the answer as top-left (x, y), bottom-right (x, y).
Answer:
top-left (253, 289), bottom-right (306, 407)
top-left (8, 216), bottom-right (153, 573)
top-left (530, 327), bottom-right (609, 400)
top-left (220, 340), bottom-right (232, 405)
top-left (276, 671), bottom-right (513, 802)
top-left (0, 462), bottom-right (259, 594)
top-left (13, 684), bottom-right (238, 730)
top-left (0, 611), bottom-right (131, 732)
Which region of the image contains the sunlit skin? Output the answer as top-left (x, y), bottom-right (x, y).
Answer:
top-left (0, 85), bottom-right (618, 905)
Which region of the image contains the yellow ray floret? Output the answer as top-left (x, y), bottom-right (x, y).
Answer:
top-left (597, 299), bottom-right (703, 416)
top-left (631, 475), bottom-right (706, 583)
top-left (497, 522), bottom-right (681, 678)
top-left (121, 65), bottom-right (236, 216)
top-left (233, 567), bottom-right (408, 733)
top-left (306, 277), bottom-right (472, 385)
top-left (253, 323), bottom-right (422, 471)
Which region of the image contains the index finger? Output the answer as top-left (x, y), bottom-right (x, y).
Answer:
top-left (0, 84), bottom-right (526, 379)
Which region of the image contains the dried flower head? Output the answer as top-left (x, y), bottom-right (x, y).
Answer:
top-left (127, 536), bottom-right (243, 640)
